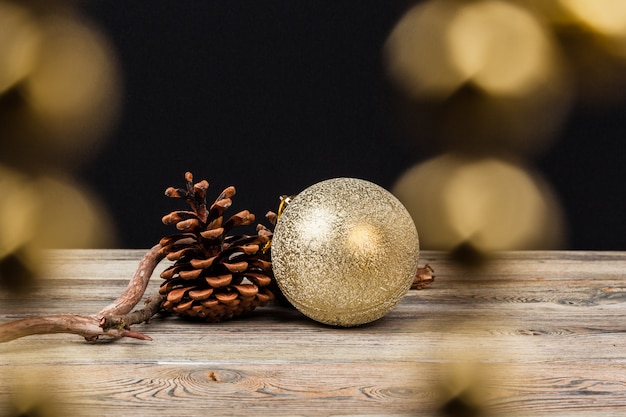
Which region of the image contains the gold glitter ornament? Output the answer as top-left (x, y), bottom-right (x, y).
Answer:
top-left (271, 178), bottom-right (420, 326)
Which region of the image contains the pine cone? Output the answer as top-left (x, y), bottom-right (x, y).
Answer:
top-left (158, 172), bottom-right (275, 322)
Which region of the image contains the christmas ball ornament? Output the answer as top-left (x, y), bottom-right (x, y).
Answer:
top-left (271, 178), bottom-right (420, 326)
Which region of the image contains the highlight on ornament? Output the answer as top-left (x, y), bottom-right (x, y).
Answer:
top-left (0, 172), bottom-right (433, 343)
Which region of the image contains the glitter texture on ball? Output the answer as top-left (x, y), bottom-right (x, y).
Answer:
top-left (271, 178), bottom-right (420, 326)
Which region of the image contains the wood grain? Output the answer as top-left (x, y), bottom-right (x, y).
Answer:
top-left (1, 250), bottom-right (626, 416)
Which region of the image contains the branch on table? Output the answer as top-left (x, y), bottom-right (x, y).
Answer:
top-left (100, 292), bottom-right (166, 333)
top-left (0, 244), bottom-right (165, 343)
top-left (0, 314), bottom-right (153, 343)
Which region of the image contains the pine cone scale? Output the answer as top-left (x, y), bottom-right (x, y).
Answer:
top-left (176, 218), bottom-right (200, 231)
top-left (215, 291), bottom-right (238, 303)
top-left (233, 284), bottom-right (258, 297)
top-left (244, 272), bottom-right (272, 286)
top-left (188, 288), bottom-right (214, 300)
top-left (167, 286), bottom-right (192, 303)
top-left (241, 244), bottom-right (260, 255)
top-left (178, 269), bottom-right (203, 280)
top-left (205, 274), bottom-right (232, 287)
top-left (200, 228), bottom-right (224, 239)
top-left (223, 261), bottom-right (248, 272)
top-left (189, 257), bottom-right (217, 269)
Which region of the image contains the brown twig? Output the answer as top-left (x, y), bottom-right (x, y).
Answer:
top-left (100, 292), bottom-right (166, 332)
top-left (97, 244), bottom-right (165, 318)
top-left (412, 264), bottom-right (435, 290)
top-left (0, 244), bottom-right (165, 343)
top-left (0, 315), bottom-right (153, 343)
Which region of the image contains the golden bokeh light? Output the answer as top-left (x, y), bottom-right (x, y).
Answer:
top-left (384, 0), bottom-right (464, 99)
top-left (430, 318), bottom-right (532, 416)
top-left (558, 0), bottom-right (626, 103)
top-left (0, 165), bottom-right (117, 291)
top-left (0, 2), bottom-right (122, 169)
top-left (384, 0), bottom-right (572, 157)
top-left (392, 154), bottom-right (565, 253)
top-left (0, 167), bottom-right (34, 257)
top-left (520, 0), bottom-right (626, 104)
top-left (0, 2), bottom-right (41, 94)
top-left (384, 0), bottom-right (566, 98)
top-left (2, 367), bottom-right (67, 417)
top-left (447, 0), bottom-right (554, 96)
top-left (0, 172), bottom-right (116, 254)
top-left (0, 2), bottom-right (122, 291)
top-left (559, 0), bottom-right (626, 38)
top-left (31, 174), bottom-right (117, 250)
top-left (24, 14), bottom-right (121, 149)
top-left (0, 165), bottom-right (43, 291)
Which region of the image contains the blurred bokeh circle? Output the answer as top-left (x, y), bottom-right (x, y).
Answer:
top-left (384, 0), bottom-right (573, 157)
top-left (0, 2), bottom-right (122, 171)
top-left (392, 154), bottom-right (565, 253)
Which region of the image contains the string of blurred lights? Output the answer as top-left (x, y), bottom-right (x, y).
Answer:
top-left (0, 0), bottom-right (120, 292)
top-left (386, 0), bottom-right (626, 259)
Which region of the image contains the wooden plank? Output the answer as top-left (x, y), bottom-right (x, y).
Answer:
top-left (0, 363), bottom-right (432, 417)
top-left (1, 250), bottom-right (626, 416)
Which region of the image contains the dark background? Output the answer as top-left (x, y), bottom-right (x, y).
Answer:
top-left (78, 1), bottom-right (626, 250)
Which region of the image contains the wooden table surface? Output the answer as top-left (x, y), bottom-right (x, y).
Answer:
top-left (1, 250), bottom-right (626, 416)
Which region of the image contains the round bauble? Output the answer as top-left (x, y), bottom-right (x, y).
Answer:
top-left (271, 177), bottom-right (419, 326)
